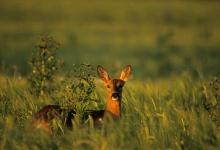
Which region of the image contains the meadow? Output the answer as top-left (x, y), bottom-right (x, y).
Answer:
top-left (0, 0), bottom-right (220, 149)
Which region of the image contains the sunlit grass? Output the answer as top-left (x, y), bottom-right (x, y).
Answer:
top-left (0, 75), bottom-right (219, 149)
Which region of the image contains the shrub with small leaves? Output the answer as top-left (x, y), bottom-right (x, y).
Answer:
top-left (55, 64), bottom-right (97, 119)
top-left (29, 35), bottom-right (60, 96)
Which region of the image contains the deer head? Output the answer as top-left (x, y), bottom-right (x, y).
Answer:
top-left (97, 65), bottom-right (132, 117)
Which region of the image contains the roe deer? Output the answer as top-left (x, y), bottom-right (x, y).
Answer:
top-left (32, 65), bottom-right (132, 133)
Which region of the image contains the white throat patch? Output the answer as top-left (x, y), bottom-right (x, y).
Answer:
top-left (112, 97), bottom-right (119, 101)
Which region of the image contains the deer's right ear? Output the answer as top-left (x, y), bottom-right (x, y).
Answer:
top-left (120, 65), bottom-right (132, 81)
top-left (97, 65), bottom-right (111, 83)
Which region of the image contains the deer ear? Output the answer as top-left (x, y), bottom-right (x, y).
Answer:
top-left (120, 65), bottom-right (132, 81)
top-left (97, 65), bottom-right (111, 83)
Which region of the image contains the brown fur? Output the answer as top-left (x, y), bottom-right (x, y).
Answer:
top-left (32, 105), bottom-right (65, 134)
top-left (105, 96), bottom-right (121, 116)
top-left (32, 119), bottom-right (51, 134)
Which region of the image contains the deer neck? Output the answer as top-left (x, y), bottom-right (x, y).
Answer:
top-left (105, 94), bottom-right (121, 117)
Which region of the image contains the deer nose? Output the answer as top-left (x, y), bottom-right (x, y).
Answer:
top-left (111, 93), bottom-right (120, 101)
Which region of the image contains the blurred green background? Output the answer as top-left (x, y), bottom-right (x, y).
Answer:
top-left (0, 0), bottom-right (220, 79)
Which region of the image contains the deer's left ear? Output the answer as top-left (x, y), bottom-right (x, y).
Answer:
top-left (120, 65), bottom-right (132, 81)
top-left (97, 65), bottom-right (111, 83)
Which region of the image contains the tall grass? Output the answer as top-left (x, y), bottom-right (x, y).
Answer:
top-left (0, 75), bottom-right (219, 149)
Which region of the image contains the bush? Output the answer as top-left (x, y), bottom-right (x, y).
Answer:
top-left (29, 35), bottom-right (61, 97)
top-left (54, 64), bottom-right (97, 120)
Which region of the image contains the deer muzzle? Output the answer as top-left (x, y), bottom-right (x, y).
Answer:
top-left (111, 92), bottom-right (120, 101)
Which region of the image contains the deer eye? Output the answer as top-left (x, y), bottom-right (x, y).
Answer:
top-left (107, 85), bottom-right (110, 88)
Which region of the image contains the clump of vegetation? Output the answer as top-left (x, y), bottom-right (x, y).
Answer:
top-left (203, 77), bottom-right (220, 127)
top-left (0, 88), bottom-right (11, 119)
top-left (29, 35), bottom-right (61, 96)
top-left (55, 64), bottom-right (96, 119)
top-left (0, 86), bottom-right (33, 127)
